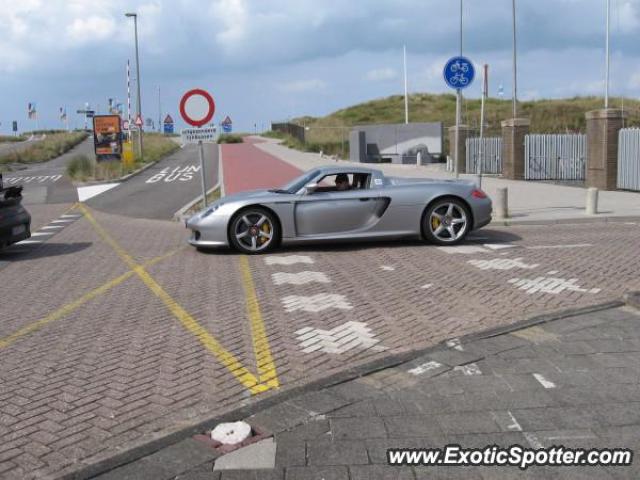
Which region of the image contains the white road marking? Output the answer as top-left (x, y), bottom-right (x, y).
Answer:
top-left (282, 293), bottom-right (352, 313)
top-left (454, 363), bottom-right (482, 376)
top-left (271, 271), bottom-right (330, 286)
top-left (484, 243), bottom-right (517, 250)
top-left (508, 276), bottom-right (601, 295)
top-left (51, 219), bottom-right (75, 224)
top-left (77, 183), bottom-right (120, 202)
top-left (437, 246), bottom-right (490, 255)
top-left (532, 373), bottom-right (556, 389)
top-left (145, 165), bottom-right (200, 183)
top-left (3, 174), bottom-right (62, 185)
top-left (506, 411), bottom-right (523, 431)
top-left (527, 244), bottom-right (592, 250)
top-left (446, 338), bottom-right (464, 351)
top-left (15, 240), bottom-right (42, 245)
top-left (41, 226), bottom-right (64, 230)
top-left (380, 265), bottom-right (395, 271)
top-left (546, 434), bottom-right (597, 441)
top-left (60, 214), bottom-right (82, 219)
top-left (421, 284), bottom-right (433, 289)
top-left (547, 270), bottom-right (559, 275)
top-left (408, 361), bottom-right (443, 376)
top-left (265, 255), bottom-right (315, 266)
top-left (295, 321), bottom-right (384, 354)
top-left (468, 257), bottom-right (539, 271)
top-left (30, 232), bottom-right (54, 237)
top-left (524, 432), bottom-right (544, 449)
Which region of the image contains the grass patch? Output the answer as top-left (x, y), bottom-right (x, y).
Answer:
top-left (66, 154), bottom-right (94, 181)
top-left (265, 130), bottom-right (347, 157)
top-left (67, 133), bottom-right (180, 182)
top-left (0, 132), bottom-right (88, 165)
top-left (0, 135), bottom-right (27, 143)
top-left (132, 132), bottom-right (180, 164)
top-left (217, 134), bottom-right (244, 144)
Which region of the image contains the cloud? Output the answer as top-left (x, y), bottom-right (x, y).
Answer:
top-left (67, 16), bottom-right (117, 42)
top-left (365, 68), bottom-right (398, 82)
top-left (278, 79), bottom-right (327, 93)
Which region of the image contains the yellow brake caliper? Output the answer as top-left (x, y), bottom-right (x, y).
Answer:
top-left (431, 216), bottom-right (441, 231)
top-left (260, 223), bottom-right (271, 244)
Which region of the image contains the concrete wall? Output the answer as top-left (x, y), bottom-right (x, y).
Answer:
top-left (349, 122), bottom-right (443, 164)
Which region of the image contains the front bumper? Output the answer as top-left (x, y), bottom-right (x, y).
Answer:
top-left (471, 197), bottom-right (493, 230)
top-left (185, 213), bottom-right (230, 248)
top-left (0, 219), bottom-right (31, 247)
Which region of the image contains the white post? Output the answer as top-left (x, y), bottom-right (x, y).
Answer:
top-left (496, 187), bottom-right (509, 219)
top-left (586, 187), bottom-right (599, 215)
top-left (403, 45), bottom-right (409, 124)
top-left (416, 151), bottom-right (421, 167)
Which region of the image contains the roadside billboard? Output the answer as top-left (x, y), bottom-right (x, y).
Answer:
top-left (93, 115), bottom-right (122, 160)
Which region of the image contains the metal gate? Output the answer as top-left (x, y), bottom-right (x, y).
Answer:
top-left (525, 134), bottom-right (586, 180)
top-left (618, 128), bottom-right (640, 191)
top-left (466, 137), bottom-right (502, 174)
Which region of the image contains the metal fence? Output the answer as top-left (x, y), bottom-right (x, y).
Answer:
top-left (524, 134), bottom-right (586, 181)
top-left (466, 137), bottom-right (502, 174)
top-left (618, 128), bottom-right (640, 191)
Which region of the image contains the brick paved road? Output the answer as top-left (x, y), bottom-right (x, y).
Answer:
top-left (0, 208), bottom-right (638, 478)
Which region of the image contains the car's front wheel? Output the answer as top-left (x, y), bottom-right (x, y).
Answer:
top-left (422, 198), bottom-right (471, 245)
top-left (229, 207), bottom-right (280, 254)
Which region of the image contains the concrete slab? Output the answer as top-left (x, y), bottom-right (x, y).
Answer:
top-left (213, 438), bottom-right (276, 471)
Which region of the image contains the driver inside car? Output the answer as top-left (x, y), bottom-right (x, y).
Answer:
top-left (335, 173), bottom-right (351, 191)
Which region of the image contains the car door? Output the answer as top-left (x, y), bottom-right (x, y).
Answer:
top-left (294, 188), bottom-right (380, 236)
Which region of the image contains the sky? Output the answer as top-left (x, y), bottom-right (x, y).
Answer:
top-left (1, 0), bottom-right (639, 133)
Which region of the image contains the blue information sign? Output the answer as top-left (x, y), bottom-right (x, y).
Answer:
top-left (221, 116), bottom-right (233, 133)
top-left (443, 56), bottom-right (475, 90)
top-left (163, 123), bottom-right (174, 134)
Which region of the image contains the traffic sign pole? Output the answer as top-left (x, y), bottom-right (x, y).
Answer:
top-left (199, 140), bottom-right (208, 208)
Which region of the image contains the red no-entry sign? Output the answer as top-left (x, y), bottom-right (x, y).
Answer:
top-left (179, 89), bottom-right (215, 127)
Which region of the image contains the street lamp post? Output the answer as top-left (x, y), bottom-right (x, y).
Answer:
top-left (605, 0), bottom-right (610, 109)
top-left (512, 0), bottom-right (518, 118)
top-left (125, 12), bottom-right (143, 160)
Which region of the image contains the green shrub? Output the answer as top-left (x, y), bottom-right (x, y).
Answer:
top-left (0, 132), bottom-right (88, 165)
top-left (217, 134), bottom-right (244, 144)
top-left (66, 154), bottom-right (94, 180)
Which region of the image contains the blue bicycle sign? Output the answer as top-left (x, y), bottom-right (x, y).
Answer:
top-left (443, 56), bottom-right (475, 90)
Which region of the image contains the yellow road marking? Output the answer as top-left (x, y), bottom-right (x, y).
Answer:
top-left (78, 204), bottom-right (274, 394)
top-left (239, 256), bottom-right (279, 389)
top-left (0, 248), bottom-right (180, 349)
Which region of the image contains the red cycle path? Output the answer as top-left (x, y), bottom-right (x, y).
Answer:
top-left (221, 138), bottom-right (302, 195)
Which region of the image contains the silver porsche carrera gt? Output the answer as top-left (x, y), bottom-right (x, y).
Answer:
top-left (186, 166), bottom-right (492, 254)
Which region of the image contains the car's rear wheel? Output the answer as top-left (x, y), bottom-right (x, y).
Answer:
top-left (422, 198), bottom-right (470, 245)
top-left (229, 207), bottom-right (279, 254)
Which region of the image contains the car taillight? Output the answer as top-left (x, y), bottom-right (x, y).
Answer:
top-left (471, 189), bottom-right (487, 199)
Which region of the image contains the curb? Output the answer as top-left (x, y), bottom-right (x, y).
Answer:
top-left (490, 215), bottom-right (640, 226)
top-left (172, 182), bottom-right (220, 222)
top-left (623, 291), bottom-right (640, 310)
top-left (64, 299), bottom-right (632, 480)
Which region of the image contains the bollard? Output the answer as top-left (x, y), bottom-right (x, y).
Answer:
top-left (495, 187), bottom-right (509, 219)
top-left (586, 187), bottom-right (599, 215)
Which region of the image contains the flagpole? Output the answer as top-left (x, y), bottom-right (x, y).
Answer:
top-left (403, 45), bottom-right (409, 124)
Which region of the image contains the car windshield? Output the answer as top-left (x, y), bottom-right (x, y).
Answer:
top-left (278, 169), bottom-right (320, 194)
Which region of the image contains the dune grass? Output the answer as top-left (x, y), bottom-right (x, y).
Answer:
top-left (0, 132), bottom-right (88, 165)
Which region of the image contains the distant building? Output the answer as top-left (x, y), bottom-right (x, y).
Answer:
top-left (349, 122), bottom-right (443, 164)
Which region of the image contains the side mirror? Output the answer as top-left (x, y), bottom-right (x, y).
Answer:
top-left (303, 182), bottom-right (318, 194)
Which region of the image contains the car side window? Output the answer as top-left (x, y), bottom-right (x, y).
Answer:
top-left (312, 174), bottom-right (372, 193)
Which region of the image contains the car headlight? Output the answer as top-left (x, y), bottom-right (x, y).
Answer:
top-left (201, 203), bottom-right (223, 218)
